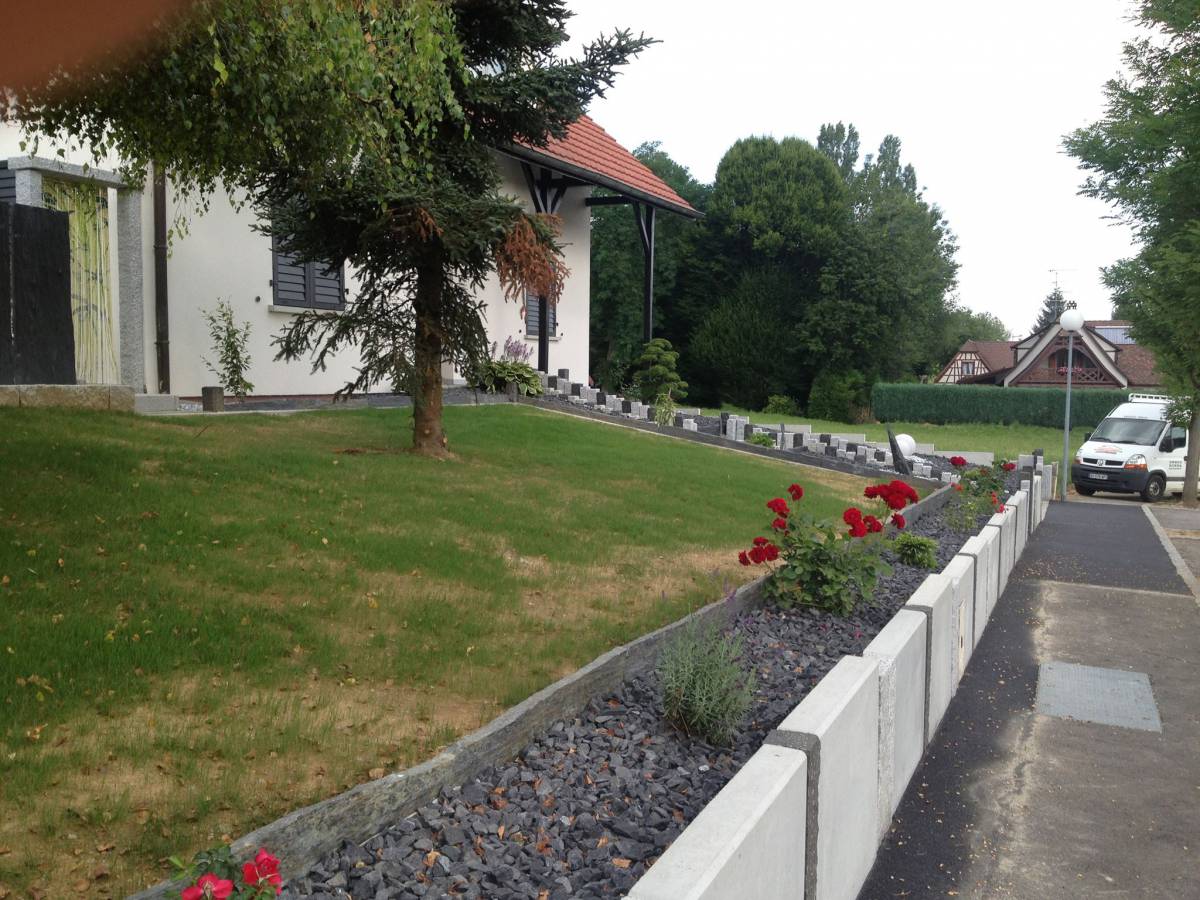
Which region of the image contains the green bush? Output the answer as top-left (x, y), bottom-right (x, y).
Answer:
top-left (748, 432), bottom-right (776, 448)
top-left (893, 533), bottom-right (938, 569)
top-left (469, 359), bottom-right (543, 396)
top-left (872, 383), bottom-right (1130, 428)
top-left (763, 394), bottom-right (801, 416)
top-left (658, 620), bottom-right (755, 746)
top-left (631, 338), bottom-right (689, 403)
top-left (808, 370), bottom-right (868, 422)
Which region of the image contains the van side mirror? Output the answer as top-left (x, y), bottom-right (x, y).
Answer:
top-left (1161, 437), bottom-right (1175, 452)
top-left (1084, 431), bottom-right (1092, 441)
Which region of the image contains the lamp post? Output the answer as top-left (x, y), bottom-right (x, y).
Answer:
top-left (1059, 307), bottom-right (1086, 500)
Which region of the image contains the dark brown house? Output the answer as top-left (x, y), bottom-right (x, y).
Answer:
top-left (936, 320), bottom-right (1161, 389)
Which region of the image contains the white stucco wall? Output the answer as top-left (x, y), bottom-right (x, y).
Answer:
top-left (2, 124), bottom-right (595, 396)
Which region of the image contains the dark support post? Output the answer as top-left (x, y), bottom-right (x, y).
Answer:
top-left (537, 297), bottom-right (549, 373)
top-left (634, 203), bottom-right (656, 343)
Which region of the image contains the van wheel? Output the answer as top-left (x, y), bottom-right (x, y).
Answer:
top-left (1141, 474), bottom-right (1166, 502)
top-left (1075, 485), bottom-right (1095, 496)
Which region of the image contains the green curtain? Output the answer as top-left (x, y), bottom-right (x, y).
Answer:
top-left (42, 178), bottom-right (117, 384)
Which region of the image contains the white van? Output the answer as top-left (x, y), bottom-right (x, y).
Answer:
top-left (1071, 394), bottom-right (1187, 501)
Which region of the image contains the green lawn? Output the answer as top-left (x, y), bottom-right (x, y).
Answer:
top-left (708, 407), bottom-right (1089, 471)
top-left (0, 403), bottom-right (870, 896)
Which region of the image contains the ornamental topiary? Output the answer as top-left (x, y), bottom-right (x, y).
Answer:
top-left (631, 338), bottom-right (688, 404)
top-left (658, 620), bottom-right (754, 746)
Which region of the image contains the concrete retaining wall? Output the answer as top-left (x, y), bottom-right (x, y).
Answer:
top-left (639, 470), bottom-right (1053, 900)
top-left (775, 656), bottom-right (880, 900)
top-left (627, 745), bottom-right (808, 900)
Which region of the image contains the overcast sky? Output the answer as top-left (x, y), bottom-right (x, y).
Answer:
top-left (565, 0), bottom-right (1142, 338)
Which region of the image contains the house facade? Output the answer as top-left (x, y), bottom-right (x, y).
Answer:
top-left (937, 320), bottom-right (1161, 389)
top-left (0, 116), bottom-right (696, 399)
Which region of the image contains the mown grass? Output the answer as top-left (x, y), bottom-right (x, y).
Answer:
top-left (0, 403), bottom-right (871, 896)
top-left (709, 406), bottom-right (1090, 470)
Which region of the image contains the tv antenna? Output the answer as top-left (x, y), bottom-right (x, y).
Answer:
top-left (1048, 268), bottom-right (1076, 291)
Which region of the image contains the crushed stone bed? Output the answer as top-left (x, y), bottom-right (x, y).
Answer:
top-left (284, 475), bottom-right (1017, 900)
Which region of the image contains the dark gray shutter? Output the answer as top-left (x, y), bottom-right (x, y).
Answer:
top-left (0, 163), bottom-right (15, 204)
top-left (272, 236), bottom-right (344, 309)
top-left (524, 293), bottom-right (556, 337)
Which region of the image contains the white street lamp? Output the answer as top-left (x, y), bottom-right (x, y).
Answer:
top-left (1059, 307), bottom-right (1086, 500)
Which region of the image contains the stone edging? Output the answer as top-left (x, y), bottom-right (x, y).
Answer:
top-left (129, 478), bottom-right (954, 898)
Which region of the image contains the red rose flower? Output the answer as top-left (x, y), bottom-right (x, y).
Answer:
top-left (763, 542), bottom-right (780, 561)
top-left (953, 483), bottom-right (963, 492)
top-left (1002, 461), bottom-right (1016, 472)
top-left (787, 483), bottom-right (804, 501)
top-left (863, 484), bottom-right (882, 500)
top-left (843, 507), bottom-right (863, 525)
top-left (848, 521), bottom-right (868, 538)
top-left (766, 498), bottom-right (790, 516)
top-left (748, 546), bottom-right (765, 564)
top-left (738, 550), bottom-right (751, 566)
top-left (996, 504), bottom-right (1006, 513)
top-left (182, 874), bottom-right (235, 900)
top-left (771, 517), bottom-right (788, 531)
top-left (892, 513), bottom-right (906, 529)
top-left (864, 515), bottom-right (883, 533)
top-left (753, 536), bottom-right (769, 547)
top-left (243, 849), bottom-right (283, 894)
top-left (949, 455), bottom-right (968, 468)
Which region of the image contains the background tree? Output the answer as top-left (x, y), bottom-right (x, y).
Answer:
top-left (1065, 0), bottom-right (1200, 504)
top-left (8, 0), bottom-right (649, 456)
top-left (1031, 286), bottom-right (1068, 333)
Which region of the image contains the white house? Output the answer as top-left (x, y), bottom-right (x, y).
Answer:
top-left (0, 116), bottom-right (697, 400)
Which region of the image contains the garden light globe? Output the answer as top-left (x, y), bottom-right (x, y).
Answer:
top-left (1060, 308), bottom-right (1085, 333)
top-left (895, 433), bottom-right (917, 459)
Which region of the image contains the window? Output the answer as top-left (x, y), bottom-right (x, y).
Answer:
top-left (524, 292), bottom-right (556, 338)
top-left (960, 360), bottom-right (976, 376)
top-left (271, 237), bottom-right (345, 309)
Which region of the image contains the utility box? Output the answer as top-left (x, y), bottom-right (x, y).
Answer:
top-left (0, 202), bottom-right (74, 384)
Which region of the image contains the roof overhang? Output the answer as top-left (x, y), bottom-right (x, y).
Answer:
top-left (500, 144), bottom-right (702, 220)
top-left (1003, 324), bottom-right (1127, 388)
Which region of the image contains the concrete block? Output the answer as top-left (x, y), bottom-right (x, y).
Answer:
top-left (957, 532), bottom-right (997, 643)
top-left (108, 386), bottom-right (135, 412)
top-left (777, 656), bottom-right (879, 900)
top-left (942, 555), bottom-right (975, 680)
top-left (939, 450), bottom-right (994, 466)
top-left (1011, 488), bottom-right (1029, 558)
top-left (0, 385), bottom-right (19, 407)
top-left (905, 573), bottom-right (955, 740)
top-left (986, 507), bottom-right (1017, 597)
top-left (628, 745), bottom-right (808, 900)
top-left (18, 384), bottom-right (110, 410)
top-left (783, 423), bottom-right (813, 435)
top-left (862, 610), bottom-right (927, 831)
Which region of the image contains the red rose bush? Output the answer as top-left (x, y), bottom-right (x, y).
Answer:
top-left (738, 480), bottom-right (919, 615)
top-left (175, 846), bottom-right (282, 900)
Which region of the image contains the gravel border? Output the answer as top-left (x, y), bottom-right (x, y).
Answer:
top-left (282, 475), bottom-right (1017, 900)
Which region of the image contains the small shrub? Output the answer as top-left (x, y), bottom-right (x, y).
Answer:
top-left (739, 480), bottom-right (919, 615)
top-left (658, 620), bottom-right (754, 746)
top-left (894, 533), bottom-right (938, 569)
top-left (203, 299), bottom-right (254, 400)
top-left (946, 462), bottom-right (1009, 532)
top-left (471, 359), bottom-right (542, 396)
top-left (654, 389), bottom-right (677, 428)
top-left (762, 394), bottom-right (801, 416)
top-left (631, 338), bottom-right (688, 403)
top-left (748, 432), bottom-right (776, 448)
top-left (807, 369), bottom-right (868, 423)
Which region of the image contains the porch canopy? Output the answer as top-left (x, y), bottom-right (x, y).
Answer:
top-left (502, 115), bottom-right (701, 374)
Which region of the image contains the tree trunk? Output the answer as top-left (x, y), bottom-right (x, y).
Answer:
top-left (1184, 409), bottom-right (1200, 508)
top-left (411, 257), bottom-right (448, 457)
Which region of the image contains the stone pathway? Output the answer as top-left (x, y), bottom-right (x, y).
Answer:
top-left (859, 499), bottom-right (1200, 899)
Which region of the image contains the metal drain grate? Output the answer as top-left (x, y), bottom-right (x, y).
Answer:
top-left (1035, 661), bottom-right (1162, 732)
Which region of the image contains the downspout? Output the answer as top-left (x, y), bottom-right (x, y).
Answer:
top-left (153, 170), bottom-right (170, 393)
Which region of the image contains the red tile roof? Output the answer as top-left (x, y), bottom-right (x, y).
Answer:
top-left (964, 339), bottom-right (1017, 373)
top-left (1115, 344), bottom-right (1163, 386)
top-left (510, 115), bottom-right (699, 218)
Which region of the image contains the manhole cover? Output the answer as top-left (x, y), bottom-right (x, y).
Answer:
top-left (1035, 661), bottom-right (1162, 732)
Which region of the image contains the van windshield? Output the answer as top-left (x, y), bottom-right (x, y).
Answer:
top-left (1089, 418), bottom-right (1165, 445)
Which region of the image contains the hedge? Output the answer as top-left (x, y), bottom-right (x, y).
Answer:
top-left (871, 383), bottom-right (1133, 428)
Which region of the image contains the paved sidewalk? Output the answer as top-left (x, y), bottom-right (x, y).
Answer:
top-left (859, 501), bottom-right (1200, 899)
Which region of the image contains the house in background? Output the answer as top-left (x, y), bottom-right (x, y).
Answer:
top-left (0, 115), bottom-right (697, 400)
top-left (937, 319), bottom-right (1161, 389)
